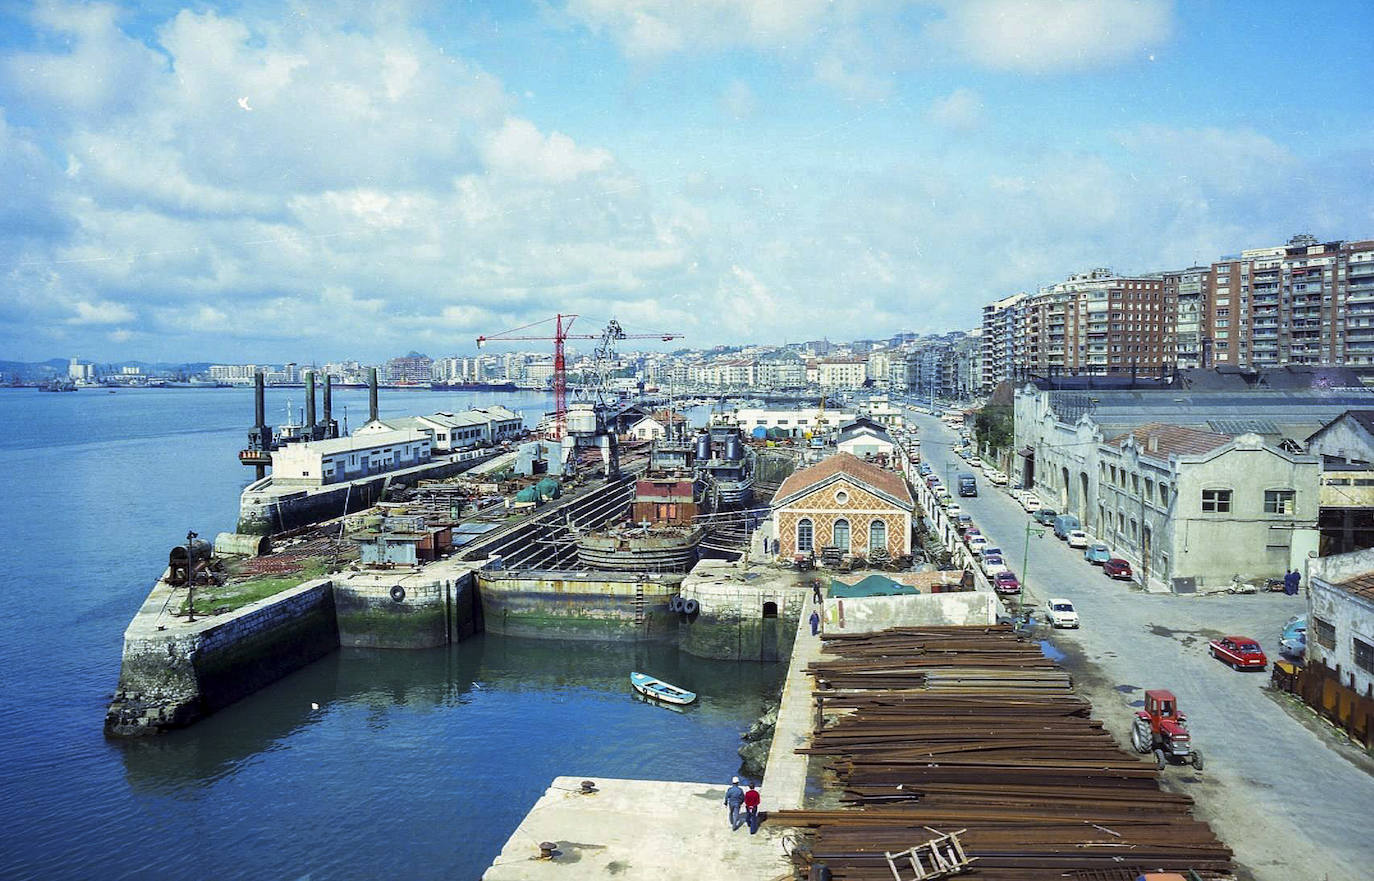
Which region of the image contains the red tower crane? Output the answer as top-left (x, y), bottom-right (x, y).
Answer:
top-left (476, 314), bottom-right (681, 439)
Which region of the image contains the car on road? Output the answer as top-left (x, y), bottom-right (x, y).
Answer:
top-left (1020, 494), bottom-right (1043, 513)
top-left (968, 456), bottom-right (983, 468)
top-left (966, 534), bottom-right (988, 554)
top-left (1103, 558), bottom-right (1133, 580)
top-left (943, 502), bottom-right (962, 516)
top-left (954, 513), bottom-right (973, 533)
top-left (1208, 636), bottom-right (1268, 671)
top-left (1044, 598), bottom-right (1079, 628)
top-left (918, 463), bottom-right (932, 476)
top-left (1052, 514), bottom-right (1082, 540)
top-left (1031, 508), bottom-right (1058, 526)
top-left (993, 571), bottom-right (1021, 595)
top-left (980, 553), bottom-right (1008, 577)
top-left (1084, 543), bottom-right (1111, 564)
top-left (986, 469), bottom-right (1008, 486)
top-left (1066, 529), bottom-right (1089, 549)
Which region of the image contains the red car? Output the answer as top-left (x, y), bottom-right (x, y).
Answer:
top-left (993, 571), bottom-right (1021, 595)
top-left (1209, 636), bottom-right (1268, 671)
top-left (1103, 558), bottom-right (1133, 580)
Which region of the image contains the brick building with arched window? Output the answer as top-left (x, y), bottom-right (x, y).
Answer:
top-left (772, 453), bottom-right (914, 561)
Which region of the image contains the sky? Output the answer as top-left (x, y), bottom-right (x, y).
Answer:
top-left (1, 0), bottom-right (1372, 364)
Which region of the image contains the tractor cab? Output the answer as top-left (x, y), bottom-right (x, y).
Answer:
top-left (1144, 689), bottom-right (1187, 734)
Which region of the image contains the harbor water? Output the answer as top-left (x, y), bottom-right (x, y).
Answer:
top-left (0, 387), bottom-right (784, 880)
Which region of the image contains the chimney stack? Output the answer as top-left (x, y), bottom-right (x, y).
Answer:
top-left (369, 367), bottom-right (379, 423)
top-left (323, 375), bottom-right (334, 438)
top-left (254, 371), bottom-right (266, 428)
top-left (305, 371), bottom-right (317, 436)
top-left (1147, 433), bottom-right (1159, 453)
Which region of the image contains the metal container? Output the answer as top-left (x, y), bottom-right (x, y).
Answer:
top-left (694, 433), bottom-right (712, 462)
top-left (724, 434), bottom-right (742, 461)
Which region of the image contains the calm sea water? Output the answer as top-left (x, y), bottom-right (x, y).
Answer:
top-left (0, 387), bottom-right (782, 880)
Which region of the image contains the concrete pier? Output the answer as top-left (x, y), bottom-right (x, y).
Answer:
top-left (759, 599), bottom-right (823, 813)
top-left (482, 777), bottom-right (791, 881)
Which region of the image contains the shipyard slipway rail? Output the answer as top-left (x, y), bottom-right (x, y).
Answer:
top-left (460, 475), bottom-right (639, 570)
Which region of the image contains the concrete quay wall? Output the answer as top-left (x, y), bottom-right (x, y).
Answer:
top-left (335, 568), bottom-right (482, 649)
top-left (479, 572), bottom-right (681, 640)
top-left (105, 576), bottom-right (339, 737)
top-left (678, 562), bottom-right (807, 662)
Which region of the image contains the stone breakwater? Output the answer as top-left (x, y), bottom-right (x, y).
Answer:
top-left (105, 577), bottom-right (338, 736)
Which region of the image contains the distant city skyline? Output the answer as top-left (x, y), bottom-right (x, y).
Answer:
top-left (2, 2), bottom-right (1371, 362)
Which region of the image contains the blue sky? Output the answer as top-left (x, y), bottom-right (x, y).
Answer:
top-left (1, 0), bottom-right (1371, 363)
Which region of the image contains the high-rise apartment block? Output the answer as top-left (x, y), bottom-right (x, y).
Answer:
top-left (979, 234), bottom-right (1373, 392)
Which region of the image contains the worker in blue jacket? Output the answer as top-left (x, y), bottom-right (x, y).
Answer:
top-left (724, 777), bottom-right (745, 830)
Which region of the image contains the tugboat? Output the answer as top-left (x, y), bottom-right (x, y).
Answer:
top-left (574, 421), bottom-right (707, 572)
top-left (696, 425), bottom-right (757, 508)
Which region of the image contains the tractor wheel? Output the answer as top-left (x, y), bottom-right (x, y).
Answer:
top-left (1191, 750), bottom-right (1205, 771)
top-left (1153, 748), bottom-right (1166, 770)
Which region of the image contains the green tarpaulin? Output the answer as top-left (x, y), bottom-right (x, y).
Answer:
top-left (828, 574), bottom-right (918, 598)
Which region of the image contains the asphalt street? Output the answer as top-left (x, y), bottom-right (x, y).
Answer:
top-left (907, 409), bottom-right (1374, 881)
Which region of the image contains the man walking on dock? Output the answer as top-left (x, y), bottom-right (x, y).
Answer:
top-left (724, 777), bottom-right (745, 830)
top-left (743, 782), bottom-right (761, 834)
top-left (809, 609), bottom-right (821, 636)
top-left (811, 581), bottom-right (822, 604)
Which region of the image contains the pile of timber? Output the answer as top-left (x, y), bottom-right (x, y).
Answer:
top-left (773, 627), bottom-right (1233, 881)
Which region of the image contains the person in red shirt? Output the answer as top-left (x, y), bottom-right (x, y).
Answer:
top-left (742, 782), bottom-right (761, 834)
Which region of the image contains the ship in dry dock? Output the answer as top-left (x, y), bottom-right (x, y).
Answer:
top-left (574, 428), bottom-right (708, 572)
top-left (696, 425), bottom-right (757, 507)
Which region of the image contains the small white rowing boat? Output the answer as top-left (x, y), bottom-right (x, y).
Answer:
top-left (630, 671), bottom-right (697, 705)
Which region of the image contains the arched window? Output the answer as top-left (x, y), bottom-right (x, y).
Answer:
top-left (833, 518), bottom-right (851, 551)
top-left (797, 518), bottom-right (814, 552)
top-left (869, 519), bottom-right (886, 553)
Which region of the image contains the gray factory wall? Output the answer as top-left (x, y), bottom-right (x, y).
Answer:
top-left (478, 573), bottom-right (681, 641)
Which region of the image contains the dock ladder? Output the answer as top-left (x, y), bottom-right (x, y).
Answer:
top-left (884, 828), bottom-right (973, 881)
top-left (632, 584), bottom-right (645, 628)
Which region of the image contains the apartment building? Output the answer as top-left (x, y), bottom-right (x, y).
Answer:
top-left (1204, 235), bottom-right (1374, 368)
top-left (816, 357), bottom-right (868, 389)
top-left (981, 292), bottom-right (1026, 392)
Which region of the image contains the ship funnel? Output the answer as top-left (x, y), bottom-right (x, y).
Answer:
top-left (305, 371), bottom-right (317, 435)
top-left (724, 433), bottom-right (743, 461)
top-left (369, 367), bottom-right (379, 423)
top-left (694, 433), bottom-right (711, 462)
top-left (254, 372), bottom-right (266, 427)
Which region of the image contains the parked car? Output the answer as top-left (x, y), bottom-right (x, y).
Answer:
top-left (954, 513), bottom-right (974, 533)
top-left (966, 535), bottom-right (988, 554)
top-left (1032, 508), bottom-right (1058, 527)
top-left (943, 502), bottom-right (962, 517)
top-left (1021, 495), bottom-right (1043, 513)
top-left (1053, 514), bottom-right (1082, 540)
top-left (1044, 598), bottom-right (1079, 628)
top-left (1103, 558), bottom-right (1133, 580)
top-left (980, 554), bottom-right (1008, 577)
top-left (1281, 615), bottom-right (1307, 643)
top-left (1084, 543), bottom-right (1111, 564)
top-left (1208, 636), bottom-right (1268, 671)
top-left (993, 571), bottom-right (1021, 595)
top-left (987, 470), bottom-right (1008, 486)
top-left (1066, 529), bottom-right (1089, 549)
top-left (918, 463), bottom-right (932, 476)
top-left (968, 457), bottom-right (983, 468)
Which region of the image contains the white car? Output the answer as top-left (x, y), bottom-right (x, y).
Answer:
top-left (968, 457), bottom-right (983, 468)
top-left (966, 535), bottom-right (988, 553)
top-left (988, 471), bottom-right (1009, 486)
top-left (1044, 598), bottom-right (1080, 629)
top-left (943, 502), bottom-right (962, 517)
top-left (1021, 495), bottom-right (1043, 513)
top-left (980, 555), bottom-right (1008, 577)
top-left (1066, 529), bottom-right (1089, 549)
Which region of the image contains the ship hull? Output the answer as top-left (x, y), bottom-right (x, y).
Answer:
top-left (575, 527), bottom-right (704, 572)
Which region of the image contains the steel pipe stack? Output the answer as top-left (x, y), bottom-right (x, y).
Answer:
top-left (772, 627), bottom-right (1233, 881)
top-left (368, 367), bottom-right (379, 423)
top-left (305, 371), bottom-right (317, 437)
top-left (323, 375), bottom-right (334, 438)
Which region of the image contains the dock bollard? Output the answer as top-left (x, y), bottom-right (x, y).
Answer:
top-left (579, 780), bottom-right (598, 794)
top-left (538, 842), bottom-right (558, 860)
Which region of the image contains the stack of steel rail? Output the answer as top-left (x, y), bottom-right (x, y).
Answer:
top-left (773, 627), bottom-right (1232, 881)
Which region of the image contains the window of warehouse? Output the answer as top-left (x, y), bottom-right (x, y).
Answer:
top-left (1201, 489), bottom-right (1232, 513)
top-left (797, 519), bottom-right (813, 553)
top-left (1356, 638), bottom-right (1374, 675)
top-left (1264, 489), bottom-right (1296, 514)
top-left (1313, 617), bottom-right (1336, 650)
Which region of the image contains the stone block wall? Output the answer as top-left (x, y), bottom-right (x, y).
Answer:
top-left (679, 576), bottom-right (806, 661)
top-left (335, 570), bottom-right (481, 649)
top-left (478, 573), bottom-right (681, 641)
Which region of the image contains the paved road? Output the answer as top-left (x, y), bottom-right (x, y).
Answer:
top-left (908, 410), bottom-right (1373, 881)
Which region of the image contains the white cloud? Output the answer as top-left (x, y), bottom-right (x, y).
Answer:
top-left (927, 88), bottom-right (984, 132)
top-left (720, 80), bottom-right (756, 121)
top-left (68, 299), bottom-right (135, 325)
top-left (930, 0), bottom-right (1174, 72)
top-left (481, 118), bottom-right (613, 183)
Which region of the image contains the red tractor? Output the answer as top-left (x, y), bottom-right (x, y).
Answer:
top-left (1130, 689), bottom-right (1204, 771)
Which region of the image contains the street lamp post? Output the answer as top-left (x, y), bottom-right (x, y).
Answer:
top-left (184, 529), bottom-right (198, 623)
top-left (1020, 520), bottom-right (1046, 619)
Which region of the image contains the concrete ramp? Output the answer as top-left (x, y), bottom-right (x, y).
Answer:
top-left (760, 598), bottom-right (823, 812)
